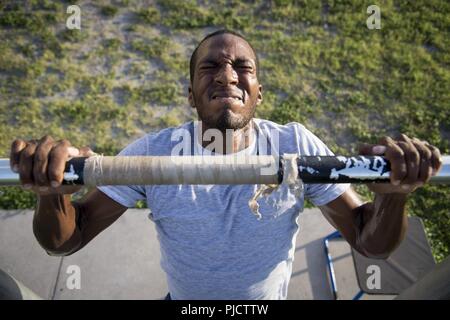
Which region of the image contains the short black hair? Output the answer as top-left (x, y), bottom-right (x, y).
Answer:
top-left (189, 29), bottom-right (259, 84)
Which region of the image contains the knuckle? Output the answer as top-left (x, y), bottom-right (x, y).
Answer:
top-left (422, 148), bottom-right (432, 160)
top-left (22, 146), bottom-right (35, 158)
top-left (79, 146), bottom-right (94, 156)
top-left (40, 135), bottom-right (53, 143)
top-left (432, 146), bottom-right (441, 157)
top-left (59, 139), bottom-right (71, 146)
top-left (11, 139), bottom-right (24, 150)
top-left (428, 146), bottom-right (442, 162)
top-left (379, 136), bottom-right (391, 144)
top-left (48, 146), bottom-right (57, 158)
top-left (50, 144), bottom-right (67, 157)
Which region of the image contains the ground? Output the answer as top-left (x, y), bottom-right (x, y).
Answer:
top-left (0, 208), bottom-right (397, 300)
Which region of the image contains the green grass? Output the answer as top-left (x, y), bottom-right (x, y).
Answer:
top-left (135, 7), bottom-right (160, 24)
top-left (0, 0), bottom-right (448, 262)
top-left (100, 5), bottom-right (119, 17)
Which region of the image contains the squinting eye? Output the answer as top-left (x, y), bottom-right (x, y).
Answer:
top-left (201, 65), bottom-right (216, 69)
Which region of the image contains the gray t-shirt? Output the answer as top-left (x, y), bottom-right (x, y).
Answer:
top-left (98, 118), bottom-right (350, 300)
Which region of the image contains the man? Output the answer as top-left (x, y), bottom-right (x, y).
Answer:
top-left (10, 30), bottom-right (442, 300)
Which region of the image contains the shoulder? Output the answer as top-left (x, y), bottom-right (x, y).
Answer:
top-left (119, 121), bottom-right (193, 156)
top-left (254, 118), bottom-right (319, 141)
top-left (255, 118), bottom-right (319, 143)
top-left (254, 118), bottom-right (306, 133)
top-left (254, 118), bottom-right (332, 156)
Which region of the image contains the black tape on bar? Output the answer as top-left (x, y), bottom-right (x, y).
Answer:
top-left (296, 156), bottom-right (391, 183)
top-left (62, 157), bottom-right (87, 185)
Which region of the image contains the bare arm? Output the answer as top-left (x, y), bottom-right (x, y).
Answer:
top-left (10, 135), bottom-right (127, 256)
top-left (320, 134), bottom-right (442, 259)
top-left (34, 189), bottom-right (127, 256)
top-left (320, 188), bottom-right (408, 259)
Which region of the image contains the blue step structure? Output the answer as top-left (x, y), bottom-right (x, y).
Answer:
top-left (324, 216), bottom-right (436, 300)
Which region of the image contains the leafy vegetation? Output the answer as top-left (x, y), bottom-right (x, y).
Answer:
top-left (100, 5), bottom-right (118, 17)
top-left (0, 0), bottom-right (448, 261)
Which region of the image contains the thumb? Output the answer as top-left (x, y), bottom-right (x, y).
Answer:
top-left (79, 146), bottom-right (96, 157)
top-left (67, 146), bottom-right (80, 157)
top-left (359, 143), bottom-right (387, 155)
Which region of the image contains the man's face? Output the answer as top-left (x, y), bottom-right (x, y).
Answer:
top-left (189, 34), bottom-right (262, 131)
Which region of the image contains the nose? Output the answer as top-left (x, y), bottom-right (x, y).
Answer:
top-left (214, 63), bottom-right (238, 86)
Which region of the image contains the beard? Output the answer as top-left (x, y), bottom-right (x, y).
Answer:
top-left (197, 102), bottom-right (256, 131)
top-left (215, 107), bottom-right (254, 130)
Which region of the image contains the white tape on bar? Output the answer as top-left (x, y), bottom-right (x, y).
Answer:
top-left (248, 154), bottom-right (302, 220)
top-left (281, 154), bottom-right (299, 186)
top-left (83, 155), bottom-right (280, 186)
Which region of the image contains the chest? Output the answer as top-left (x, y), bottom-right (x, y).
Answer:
top-left (147, 184), bottom-right (303, 223)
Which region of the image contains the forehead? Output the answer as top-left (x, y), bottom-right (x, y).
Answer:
top-left (196, 34), bottom-right (256, 63)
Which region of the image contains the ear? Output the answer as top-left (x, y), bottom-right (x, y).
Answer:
top-left (188, 85), bottom-right (195, 108)
top-left (256, 84), bottom-right (263, 105)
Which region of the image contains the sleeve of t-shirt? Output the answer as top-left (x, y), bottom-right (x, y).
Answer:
top-left (96, 135), bottom-right (149, 208)
top-left (294, 124), bottom-right (351, 207)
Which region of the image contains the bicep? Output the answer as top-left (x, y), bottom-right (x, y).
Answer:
top-left (318, 187), bottom-right (366, 246)
top-left (73, 188), bottom-right (128, 251)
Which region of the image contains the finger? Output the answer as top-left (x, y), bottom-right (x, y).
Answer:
top-left (396, 136), bottom-right (420, 185)
top-left (33, 135), bottom-right (55, 187)
top-left (359, 143), bottom-right (374, 155)
top-left (79, 146), bottom-right (95, 157)
top-left (19, 141), bottom-right (38, 188)
top-left (67, 146), bottom-right (80, 158)
top-left (379, 136), bottom-right (406, 185)
top-left (48, 140), bottom-right (71, 187)
top-left (373, 145), bottom-right (387, 155)
top-left (425, 142), bottom-right (443, 176)
top-left (411, 138), bottom-right (432, 184)
top-left (359, 143), bottom-right (387, 156)
top-left (10, 139), bottom-right (27, 173)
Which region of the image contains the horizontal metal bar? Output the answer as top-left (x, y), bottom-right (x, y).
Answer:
top-left (296, 155), bottom-right (450, 184)
top-left (0, 155), bottom-right (449, 186)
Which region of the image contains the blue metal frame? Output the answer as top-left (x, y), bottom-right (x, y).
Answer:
top-left (323, 230), bottom-right (365, 300)
top-left (324, 230), bottom-right (341, 300)
top-left (352, 290), bottom-right (364, 300)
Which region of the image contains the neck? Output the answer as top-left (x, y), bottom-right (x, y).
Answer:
top-left (198, 120), bottom-right (254, 154)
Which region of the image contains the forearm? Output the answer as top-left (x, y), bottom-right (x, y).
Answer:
top-left (33, 194), bottom-right (82, 255)
top-left (356, 192), bottom-right (408, 259)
